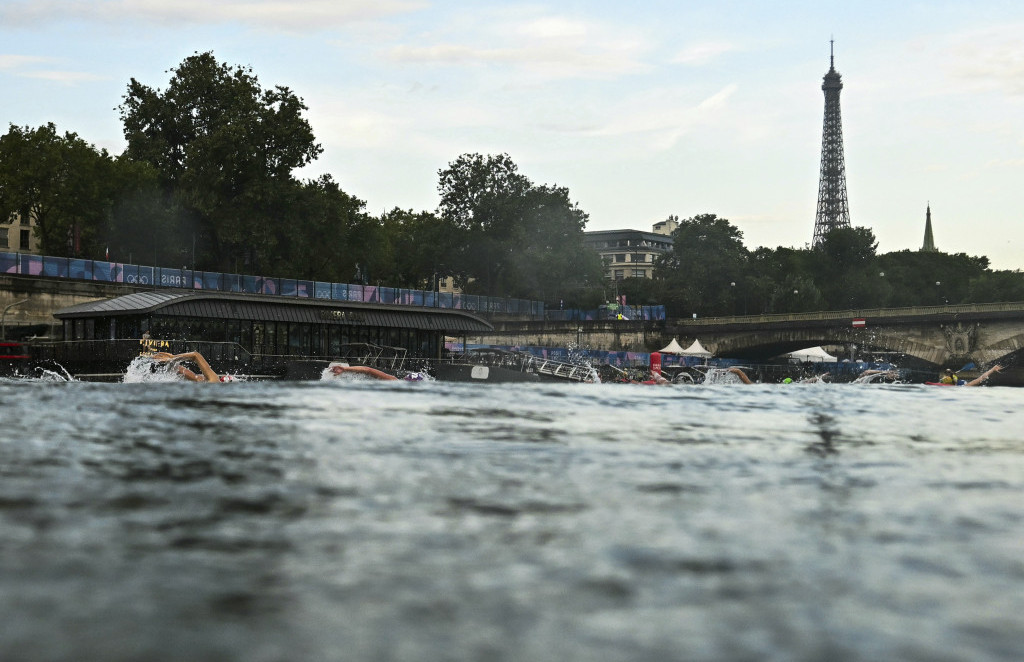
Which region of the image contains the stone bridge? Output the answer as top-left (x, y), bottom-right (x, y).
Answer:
top-left (670, 303), bottom-right (1024, 369)
top-left (477, 302), bottom-right (1024, 370)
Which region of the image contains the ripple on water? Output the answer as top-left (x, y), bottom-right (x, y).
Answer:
top-left (1, 379), bottom-right (1024, 661)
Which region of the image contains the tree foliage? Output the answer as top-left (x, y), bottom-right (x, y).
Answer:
top-left (437, 153), bottom-right (604, 299)
top-left (652, 215), bottom-right (1022, 317)
top-left (119, 51), bottom-right (322, 271)
top-left (0, 123), bottom-right (118, 256)
top-left (654, 213), bottom-right (749, 316)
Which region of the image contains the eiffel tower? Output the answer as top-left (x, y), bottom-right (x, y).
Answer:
top-left (812, 40), bottom-right (851, 246)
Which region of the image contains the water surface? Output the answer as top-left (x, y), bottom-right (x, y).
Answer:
top-left (1, 378), bottom-right (1022, 661)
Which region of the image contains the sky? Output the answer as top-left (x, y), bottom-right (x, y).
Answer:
top-left (1, 0), bottom-right (1022, 269)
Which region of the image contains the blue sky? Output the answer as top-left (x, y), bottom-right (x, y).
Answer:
top-left (2, 0), bottom-right (1022, 268)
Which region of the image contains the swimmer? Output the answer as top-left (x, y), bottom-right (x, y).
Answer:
top-left (727, 367), bottom-right (755, 384)
top-left (150, 351), bottom-right (231, 383)
top-left (327, 362), bottom-right (398, 381)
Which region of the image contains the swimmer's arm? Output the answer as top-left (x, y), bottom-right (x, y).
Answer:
top-left (153, 351), bottom-right (219, 382)
top-left (344, 365), bottom-right (399, 381)
top-left (179, 352), bottom-right (219, 382)
top-left (966, 364), bottom-right (1003, 387)
top-left (727, 367), bottom-right (754, 384)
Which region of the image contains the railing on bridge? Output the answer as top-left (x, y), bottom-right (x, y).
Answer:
top-left (1, 251), bottom-right (544, 319)
top-left (678, 301), bottom-right (1024, 327)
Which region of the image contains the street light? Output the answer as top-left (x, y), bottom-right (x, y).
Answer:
top-left (1, 299), bottom-right (28, 341)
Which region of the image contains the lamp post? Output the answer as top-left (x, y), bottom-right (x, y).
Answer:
top-left (1, 299), bottom-right (29, 341)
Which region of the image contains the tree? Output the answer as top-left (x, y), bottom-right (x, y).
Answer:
top-left (812, 226), bottom-right (882, 308)
top-left (102, 156), bottom-right (197, 266)
top-left (437, 153), bottom-right (603, 298)
top-left (119, 51), bottom-right (322, 272)
top-left (0, 123), bottom-right (118, 256)
top-left (371, 208), bottom-right (461, 290)
top-left (654, 213), bottom-right (749, 317)
top-left (877, 250), bottom-right (988, 306)
top-left (437, 153), bottom-right (530, 293)
top-left (967, 270), bottom-right (1024, 303)
top-left (266, 174), bottom-right (368, 282)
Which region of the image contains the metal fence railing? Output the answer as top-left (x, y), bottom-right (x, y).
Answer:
top-left (678, 301), bottom-right (1024, 327)
top-left (1, 251), bottom-right (546, 318)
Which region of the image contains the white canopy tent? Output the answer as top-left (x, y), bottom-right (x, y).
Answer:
top-left (657, 338), bottom-right (687, 354)
top-left (680, 339), bottom-right (713, 357)
top-left (783, 346), bottom-right (838, 363)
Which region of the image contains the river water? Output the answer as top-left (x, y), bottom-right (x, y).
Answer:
top-left (1, 375), bottom-right (1022, 662)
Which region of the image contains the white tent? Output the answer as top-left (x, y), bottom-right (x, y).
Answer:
top-left (658, 338), bottom-right (686, 354)
top-left (681, 339), bottom-right (713, 357)
top-left (783, 346), bottom-right (838, 363)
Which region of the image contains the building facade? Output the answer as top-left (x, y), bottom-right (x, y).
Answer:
top-left (583, 222), bottom-right (675, 281)
top-left (1, 212), bottom-right (40, 254)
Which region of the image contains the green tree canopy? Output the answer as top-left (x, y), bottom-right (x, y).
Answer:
top-left (437, 153), bottom-right (604, 299)
top-left (119, 51), bottom-right (322, 272)
top-left (654, 213), bottom-right (749, 316)
top-left (0, 122), bottom-right (118, 256)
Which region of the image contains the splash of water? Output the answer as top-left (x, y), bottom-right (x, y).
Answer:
top-left (565, 342), bottom-right (601, 383)
top-left (702, 368), bottom-right (746, 385)
top-left (851, 370), bottom-right (902, 384)
top-left (1, 362), bottom-right (75, 382)
top-left (123, 356), bottom-right (186, 383)
top-left (34, 365), bottom-right (74, 382)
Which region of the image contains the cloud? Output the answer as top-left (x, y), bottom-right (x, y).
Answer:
top-left (0, 54), bottom-right (102, 84)
top-left (0, 0), bottom-right (426, 30)
top-left (943, 24), bottom-right (1024, 96)
top-left (388, 42), bottom-right (646, 78)
top-left (584, 83), bottom-right (740, 150)
top-left (985, 158), bottom-right (1024, 168)
top-left (0, 55), bottom-right (55, 69)
top-left (671, 41), bottom-right (738, 66)
top-left (18, 70), bottom-right (106, 83)
top-left (385, 12), bottom-right (649, 80)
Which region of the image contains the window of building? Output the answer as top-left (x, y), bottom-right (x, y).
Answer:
top-left (614, 254), bottom-right (625, 262)
top-left (20, 229), bottom-right (30, 249)
top-left (613, 270), bottom-right (624, 280)
top-left (0, 228), bottom-right (8, 249)
top-left (631, 269), bottom-right (647, 278)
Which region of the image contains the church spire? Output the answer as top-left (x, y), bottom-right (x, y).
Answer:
top-left (921, 202), bottom-right (937, 252)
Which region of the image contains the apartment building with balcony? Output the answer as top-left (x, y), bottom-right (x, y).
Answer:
top-left (583, 220), bottom-right (676, 281)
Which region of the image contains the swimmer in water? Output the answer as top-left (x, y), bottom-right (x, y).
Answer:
top-left (327, 363), bottom-right (398, 381)
top-left (150, 351), bottom-right (230, 383)
top-left (727, 367), bottom-right (755, 384)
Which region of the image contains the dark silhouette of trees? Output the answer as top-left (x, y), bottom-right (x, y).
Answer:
top-left (653, 215), bottom-right (1023, 317)
top-left (437, 153), bottom-right (604, 300)
top-left (119, 51), bottom-right (322, 272)
top-left (0, 123), bottom-right (119, 256)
